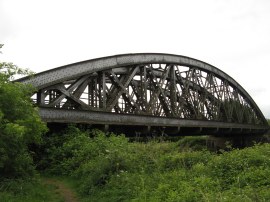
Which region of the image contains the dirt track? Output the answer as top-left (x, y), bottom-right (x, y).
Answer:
top-left (44, 178), bottom-right (78, 202)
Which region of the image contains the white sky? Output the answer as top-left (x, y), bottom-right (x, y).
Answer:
top-left (1, 0), bottom-right (270, 118)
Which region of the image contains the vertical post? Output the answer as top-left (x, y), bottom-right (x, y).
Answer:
top-left (102, 72), bottom-right (107, 109)
top-left (143, 66), bottom-right (147, 103)
top-left (88, 82), bottom-right (90, 106)
top-left (98, 72), bottom-right (103, 108)
top-left (88, 81), bottom-right (94, 107)
top-left (98, 71), bottom-right (106, 109)
top-left (49, 90), bottom-right (54, 104)
top-left (94, 78), bottom-right (98, 107)
top-left (36, 90), bottom-right (45, 106)
top-left (140, 66), bottom-right (147, 109)
top-left (170, 65), bottom-right (176, 116)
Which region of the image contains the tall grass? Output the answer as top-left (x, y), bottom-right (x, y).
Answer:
top-left (0, 178), bottom-right (63, 202)
top-left (37, 126), bottom-right (270, 201)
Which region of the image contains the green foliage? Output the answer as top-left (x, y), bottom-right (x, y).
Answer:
top-left (39, 127), bottom-right (129, 175)
top-left (176, 136), bottom-right (207, 151)
top-left (0, 178), bottom-right (63, 202)
top-left (0, 44), bottom-right (3, 54)
top-left (39, 126), bottom-right (270, 201)
top-left (0, 62), bottom-right (33, 82)
top-left (0, 60), bottom-right (47, 178)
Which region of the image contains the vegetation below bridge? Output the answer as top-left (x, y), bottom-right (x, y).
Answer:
top-left (1, 50), bottom-right (270, 201)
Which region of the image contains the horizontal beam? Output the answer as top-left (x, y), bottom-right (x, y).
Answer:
top-left (39, 108), bottom-right (269, 135)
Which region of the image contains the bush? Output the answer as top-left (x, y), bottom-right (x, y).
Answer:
top-left (0, 62), bottom-right (47, 178)
top-left (0, 178), bottom-right (63, 202)
top-left (39, 125), bottom-right (270, 201)
top-left (177, 136), bottom-right (207, 151)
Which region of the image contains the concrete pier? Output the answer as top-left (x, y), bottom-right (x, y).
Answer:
top-left (207, 134), bottom-right (269, 149)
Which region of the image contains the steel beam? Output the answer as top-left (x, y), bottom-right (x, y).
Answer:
top-left (16, 53), bottom-right (269, 129)
top-left (39, 108), bottom-right (268, 134)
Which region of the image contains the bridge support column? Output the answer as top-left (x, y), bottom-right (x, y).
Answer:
top-left (207, 134), bottom-right (268, 150)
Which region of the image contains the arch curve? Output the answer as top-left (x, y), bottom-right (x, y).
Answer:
top-left (17, 53), bottom-right (268, 128)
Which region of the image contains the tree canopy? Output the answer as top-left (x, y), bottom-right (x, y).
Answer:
top-left (0, 45), bottom-right (47, 178)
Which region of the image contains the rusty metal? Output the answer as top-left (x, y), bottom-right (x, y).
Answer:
top-left (17, 53), bottom-right (269, 135)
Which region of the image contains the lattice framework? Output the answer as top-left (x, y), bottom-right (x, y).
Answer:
top-left (33, 63), bottom-right (263, 125)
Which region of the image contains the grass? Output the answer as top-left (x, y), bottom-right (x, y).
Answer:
top-left (0, 177), bottom-right (64, 202)
top-left (1, 128), bottom-right (270, 202)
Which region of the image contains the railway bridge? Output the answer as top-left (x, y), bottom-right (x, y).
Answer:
top-left (17, 53), bottom-right (269, 137)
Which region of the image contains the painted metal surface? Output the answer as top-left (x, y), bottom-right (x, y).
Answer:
top-left (17, 53), bottom-right (269, 135)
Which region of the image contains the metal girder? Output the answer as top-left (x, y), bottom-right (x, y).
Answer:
top-left (16, 53), bottom-right (269, 133)
top-left (39, 108), bottom-right (268, 135)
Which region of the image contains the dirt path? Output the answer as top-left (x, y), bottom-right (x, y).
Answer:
top-left (44, 178), bottom-right (79, 202)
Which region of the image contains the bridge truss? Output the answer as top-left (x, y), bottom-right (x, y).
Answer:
top-left (18, 53), bottom-right (269, 135)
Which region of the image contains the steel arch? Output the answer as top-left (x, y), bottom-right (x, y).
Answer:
top-left (17, 53), bottom-right (269, 135)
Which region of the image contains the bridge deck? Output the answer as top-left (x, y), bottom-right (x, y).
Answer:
top-left (40, 108), bottom-right (268, 136)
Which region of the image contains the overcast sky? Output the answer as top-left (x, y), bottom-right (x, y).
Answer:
top-left (1, 0), bottom-right (270, 118)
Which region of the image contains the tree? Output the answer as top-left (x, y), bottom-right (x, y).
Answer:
top-left (0, 45), bottom-right (47, 178)
top-left (0, 44), bottom-right (3, 54)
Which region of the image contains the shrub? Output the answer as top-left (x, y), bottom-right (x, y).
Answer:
top-left (177, 136), bottom-right (207, 151)
top-left (0, 62), bottom-right (47, 178)
top-left (39, 125), bottom-right (270, 201)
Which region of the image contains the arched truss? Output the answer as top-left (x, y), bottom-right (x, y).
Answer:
top-left (17, 53), bottom-right (269, 134)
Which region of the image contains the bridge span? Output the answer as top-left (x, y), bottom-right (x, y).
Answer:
top-left (17, 53), bottom-right (269, 136)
